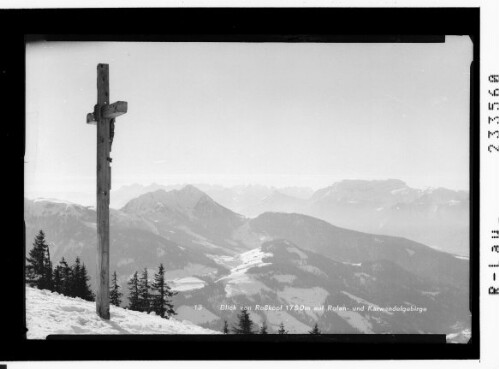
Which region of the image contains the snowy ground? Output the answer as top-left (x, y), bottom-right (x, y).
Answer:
top-left (170, 276), bottom-right (206, 292)
top-left (26, 287), bottom-right (219, 339)
top-left (215, 247), bottom-right (273, 283)
top-left (213, 247), bottom-right (274, 298)
top-left (446, 328), bottom-right (472, 344)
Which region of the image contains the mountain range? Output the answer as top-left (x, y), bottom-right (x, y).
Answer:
top-left (111, 180), bottom-right (469, 256)
top-left (24, 184), bottom-right (470, 340)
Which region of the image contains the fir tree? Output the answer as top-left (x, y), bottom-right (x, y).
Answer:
top-left (53, 266), bottom-right (62, 293)
top-left (26, 230), bottom-right (45, 287)
top-left (150, 263), bottom-right (177, 318)
top-left (26, 230), bottom-right (53, 290)
top-left (277, 322), bottom-right (287, 334)
top-left (78, 263), bottom-right (95, 301)
top-left (232, 308), bottom-right (255, 334)
top-left (222, 320), bottom-right (229, 334)
top-left (110, 271), bottom-right (122, 307)
top-left (67, 257), bottom-right (94, 300)
top-left (70, 257), bottom-right (82, 298)
top-left (45, 244), bottom-right (54, 291)
top-left (309, 323), bottom-right (321, 335)
top-left (259, 321), bottom-right (268, 334)
top-left (57, 257), bottom-right (72, 296)
top-left (138, 268), bottom-right (151, 313)
top-left (127, 271), bottom-right (140, 311)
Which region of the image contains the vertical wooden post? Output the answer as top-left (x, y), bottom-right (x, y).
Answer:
top-left (87, 64), bottom-right (127, 320)
top-left (96, 64), bottom-right (111, 320)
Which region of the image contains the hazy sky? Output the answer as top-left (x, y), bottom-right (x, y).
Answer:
top-left (25, 38), bottom-right (472, 204)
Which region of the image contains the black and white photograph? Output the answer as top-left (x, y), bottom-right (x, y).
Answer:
top-left (24, 37), bottom-right (473, 343)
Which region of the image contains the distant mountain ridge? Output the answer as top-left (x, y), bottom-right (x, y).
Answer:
top-left (112, 179), bottom-right (469, 255)
top-left (305, 180), bottom-right (469, 256)
top-left (111, 183), bottom-right (313, 211)
top-left (121, 186), bottom-right (246, 254)
top-left (241, 190), bottom-right (307, 217)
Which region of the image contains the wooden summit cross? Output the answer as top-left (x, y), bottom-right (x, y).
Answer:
top-left (86, 64), bottom-right (128, 319)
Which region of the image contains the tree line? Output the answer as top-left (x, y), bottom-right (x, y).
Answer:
top-left (26, 230), bottom-right (177, 319)
top-left (26, 230), bottom-right (94, 301)
top-left (120, 265), bottom-right (177, 319)
top-left (223, 308), bottom-right (322, 335)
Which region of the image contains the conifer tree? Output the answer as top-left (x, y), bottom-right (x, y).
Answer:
top-left (309, 323), bottom-right (321, 335)
top-left (26, 230), bottom-right (45, 287)
top-left (222, 320), bottom-right (229, 334)
top-left (70, 257), bottom-right (82, 298)
top-left (127, 271), bottom-right (140, 311)
top-left (45, 244), bottom-right (54, 291)
top-left (277, 322), bottom-right (287, 334)
top-left (57, 257), bottom-right (72, 296)
top-left (232, 308), bottom-right (255, 334)
top-left (78, 263), bottom-right (95, 301)
top-left (110, 271), bottom-right (122, 307)
top-left (26, 230), bottom-right (53, 290)
top-left (150, 263), bottom-right (177, 318)
top-left (53, 266), bottom-right (62, 293)
top-left (67, 257), bottom-right (93, 300)
top-left (138, 268), bottom-right (151, 313)
top-left (259, 321), bottom-right (268, 334)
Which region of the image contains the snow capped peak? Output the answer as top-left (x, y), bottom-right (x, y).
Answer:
top-left (25, 197), bottom-right (91, 218)
top-left (122, 185), bottom-right (213, 213)
top-left (120, 184), bottom-right (246, 232)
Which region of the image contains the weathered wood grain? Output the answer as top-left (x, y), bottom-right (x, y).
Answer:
top-left (102, 101), bottom-right (128, 119)
top-left (96, 63), bottom-right (111, 320)
top-left (86, 63), bottom-right (127, 320)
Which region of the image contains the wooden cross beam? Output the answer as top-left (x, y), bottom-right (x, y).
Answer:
top-left (86, 64), bottom-right (128, 320)
top-left (87, 101), bottom-right (128, 123)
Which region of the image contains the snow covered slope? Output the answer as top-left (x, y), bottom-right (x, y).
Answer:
top-left (26, 287), bottom-right (219, 339)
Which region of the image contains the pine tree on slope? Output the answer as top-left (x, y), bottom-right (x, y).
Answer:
top-left (78, 263), bottom-right (95, 301)
top-left (53, 266), bottom-right (62, 293)
top-left (150, 263), bottom-right (177, 318)
top-left (69, 257), bottom-right (82, 298)
top-left (127, 271), bottom-right (140, 311)
top-left (25, 230), bottom-right (45, 287)
top-left (57, 257), bottom-right (72, 296)
top-left (45, 243), bottom-right (54, 291)
top-left (222, 320), bottom-right (229, 334)
top-left (26, 230), bottom-right (53, 290)
top-left (277, 322), bottom-right (287, 334)
top-left (138, 268), bottom-right (151, 313)
top-left (309, 323), bottom-right (321, 335)
top-left (259, 321), bottom-right (268, 334)
top-left (70, 257), bottom-right (93, 299)
top-left (232, 308), bottom-right (255, 334)
top-left (110, 271), bottom-right (122, 307)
